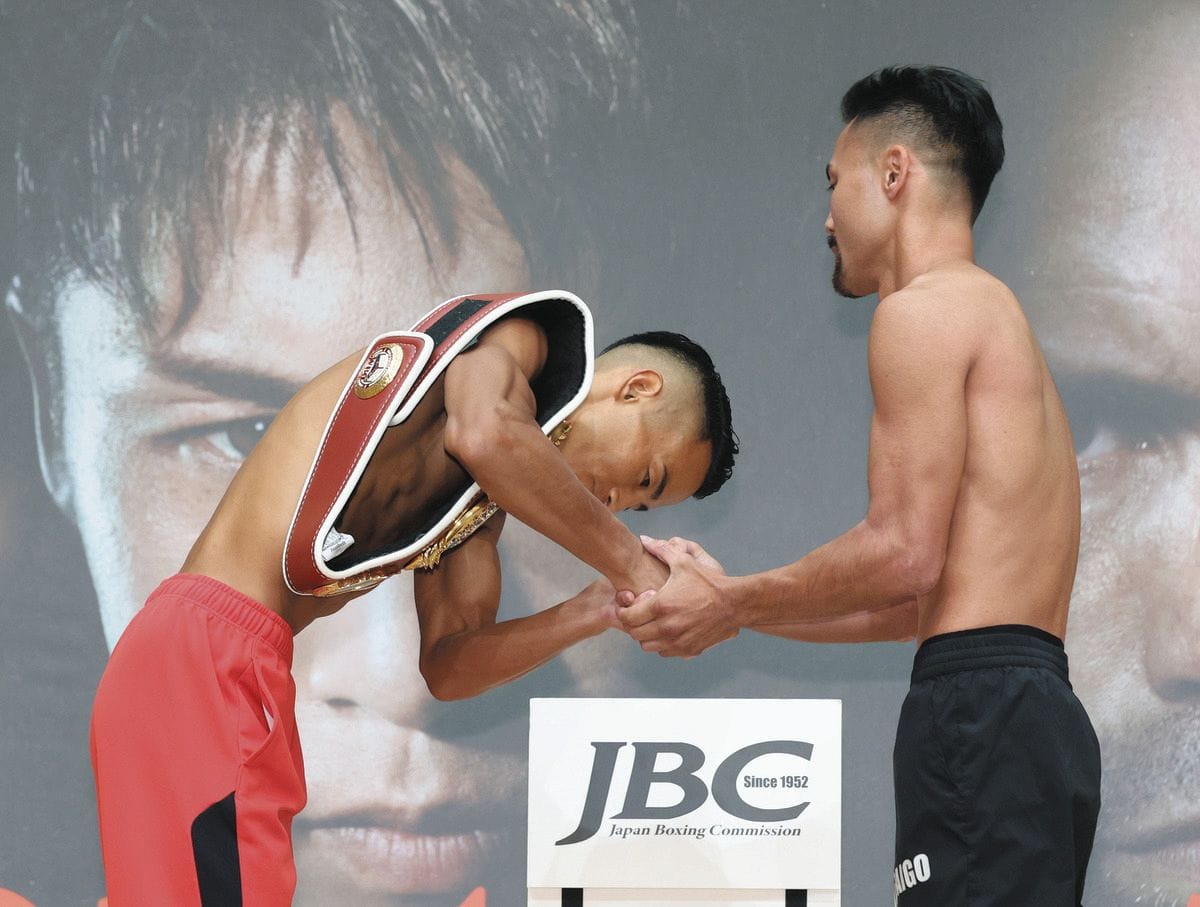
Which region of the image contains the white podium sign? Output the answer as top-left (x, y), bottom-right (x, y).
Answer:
top-left (528, 698), bottom-right (841, 900)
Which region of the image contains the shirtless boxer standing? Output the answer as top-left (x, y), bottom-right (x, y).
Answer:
top-left (619, 67), bottom-right (1100, 904)
top-left (89, 291), bottom-right (736, 905)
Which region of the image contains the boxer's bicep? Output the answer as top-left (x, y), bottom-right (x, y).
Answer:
top-left (864, 291), bottom-right (973, 576)
top-left (413, 516), bottom-right (505, 663)
top-left (478, 316), bottom-right (549, 382)
top-left (443, 318), bottom-right (548, 430)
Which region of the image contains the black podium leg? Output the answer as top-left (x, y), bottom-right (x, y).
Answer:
top-left (555, 888), bottom-right (810, 905)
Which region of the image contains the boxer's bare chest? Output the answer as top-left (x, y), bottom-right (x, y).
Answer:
top-left (329, 379), bottom-right (472, 558)
top-left (189, 361), bottom-right (466, 581)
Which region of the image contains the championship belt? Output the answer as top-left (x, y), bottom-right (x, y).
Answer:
top-left (282, 290), bottom-right (594, 597)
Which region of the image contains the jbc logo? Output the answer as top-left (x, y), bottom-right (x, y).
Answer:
top-left (556, 739), bottom-right (814, 845)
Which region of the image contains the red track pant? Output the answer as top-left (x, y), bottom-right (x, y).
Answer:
top-left (91, 574), bottom-right (305, 906)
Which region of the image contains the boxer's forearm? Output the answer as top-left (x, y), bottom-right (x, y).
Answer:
top-left (419, 591), bottom-right (610, 701)
top-left (750, 600), bottom-right (917, 643)
top-left (450, 413), bottom-right (664, 592)
top-left (732, 520), bottom-right (939, 626)
top-left (442, 322), bottom-right (666, 593)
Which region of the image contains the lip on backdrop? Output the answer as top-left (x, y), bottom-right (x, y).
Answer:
top-left (294, 746), bottom-right (518, 894)
top-left (298, 819), bottom-right (505, 893)
top-left (293, 703), bottom-right (525, 895)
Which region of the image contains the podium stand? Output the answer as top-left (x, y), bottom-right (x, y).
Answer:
top-left (528, 699), bottom-right (842, 906)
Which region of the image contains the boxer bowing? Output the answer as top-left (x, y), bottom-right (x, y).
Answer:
top-left (89, 291), bottom-right (736, 906)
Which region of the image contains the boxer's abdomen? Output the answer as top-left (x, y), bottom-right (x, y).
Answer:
top-left (327, 380), bottom-right (473, 565)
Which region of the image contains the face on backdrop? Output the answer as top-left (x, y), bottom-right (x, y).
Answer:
top-left (1027, 8), bottom-right (1200, 904)
top-left (24, 118), bottom-right (642, 905)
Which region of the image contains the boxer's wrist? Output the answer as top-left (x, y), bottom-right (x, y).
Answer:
top-left (726, 572), bottom-right (768, 628)
top-left (563, 585), bottom-right (617, 637)
top-left (601, 531), bottom-right (657, 593)
top-left (608, 548), bottom-right (667, 596)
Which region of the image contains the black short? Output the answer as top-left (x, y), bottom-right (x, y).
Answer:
top-left (892, 625), bottom-right (1101, 906)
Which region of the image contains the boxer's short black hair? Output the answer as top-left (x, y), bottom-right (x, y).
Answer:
top-left (841, 65), bottom-right (1004, 222)
top-left (602, 331), bottom-right (737, 499)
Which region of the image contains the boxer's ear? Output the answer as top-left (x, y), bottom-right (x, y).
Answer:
top-left (882, 144), bottom-right (910, 200)
top-left (5, 277), bottom-right (75, 515)
top-left (618, 368), bottom-right (664, 402)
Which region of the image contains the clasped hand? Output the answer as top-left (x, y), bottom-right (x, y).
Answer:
top-left (608, 535), bottom-right (739, 658)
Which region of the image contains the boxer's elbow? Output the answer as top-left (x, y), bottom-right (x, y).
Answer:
top-left (443, 415), bottom-right (486, 469)
top-left (420, 653), bottom-right (473, 702)
top-left (864, 510), bottom-right (946, 600)
top-left (892, 538), bottom-right (944, 599)
top-left (423, 675), bottom-right (464, 702)
top-left (444, 408), bottom-right (523, 477)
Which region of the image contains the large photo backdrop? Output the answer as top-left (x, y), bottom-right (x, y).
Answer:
top-left (1, 2), bottom-right (1194, 905)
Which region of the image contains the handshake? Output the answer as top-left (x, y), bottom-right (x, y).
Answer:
top-left (583, 535), bottom-right (741, 659)
top-left (579, 534), bottom-right (919, 653)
